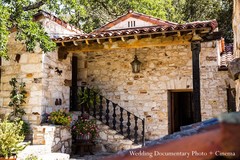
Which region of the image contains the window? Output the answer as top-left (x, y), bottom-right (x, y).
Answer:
top-left (128, 21), bottom-right (136, 27)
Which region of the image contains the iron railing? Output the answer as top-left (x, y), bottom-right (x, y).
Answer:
top-left (70, 86), bottom-right (145, 146)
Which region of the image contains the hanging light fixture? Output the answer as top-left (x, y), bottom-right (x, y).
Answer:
top-left (131, 49), bottom-right (142, 73)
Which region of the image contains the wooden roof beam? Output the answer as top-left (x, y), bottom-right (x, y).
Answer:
top-left (65, 34), bottom-right (193, 52)
top-left (96, 38), bottom-right (105, 44)
top-left (108, 38), bottom-right (113, 44)
top-left (73, 41), bottom-right (82, 46)
top-left (134, 35), bottom-right (139, 40)
top-left (162, 32), bottom-right (166, 38)
top-left (177, 31), bottom-right (181, 37)
top-left (85, 39), bottom-right (89, 45)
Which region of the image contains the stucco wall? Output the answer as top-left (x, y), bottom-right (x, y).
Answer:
top-left (77, 41), bottom-right (229, 139)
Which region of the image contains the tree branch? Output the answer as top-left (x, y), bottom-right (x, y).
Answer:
top-left (23, 0), bottom-right (47, 11)
top-left (95, 0), bottom-right (118, 17)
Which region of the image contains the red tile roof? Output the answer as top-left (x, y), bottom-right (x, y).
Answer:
top-left (53, 19), bottom-right (218, 42)
top-left (219, 43), bottom-right (234, 70)
top-left (93, 10), bottom-right (177, 33)
top-left (34, 10), bottom-right (82, 34)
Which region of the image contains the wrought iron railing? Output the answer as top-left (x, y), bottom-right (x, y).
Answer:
top-left (70, 86), bottom-right (145, 146)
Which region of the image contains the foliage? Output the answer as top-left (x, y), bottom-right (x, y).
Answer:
top-left (8, 78), bottom-right (27, 119)
top-left (24, 154), bottom-right (38, 160)
top-left (0, 0), bottom-right (233, 58)
top-left (0, 0), bottom-right (56, 58)
top-left (8, 78), bottom-right (29, 135)
top-left (217, 0), bottom-right (233, 43)
top-left (0, 119), bottom-right (28, 158)
top-left (72, 117), bottom-right (98, 140)
top-left (48, 109), bottom-right (72, 126)
top-left (78, 87), bottom-right (100, 109)
top-left (178, 0), bottom-right (233, 42)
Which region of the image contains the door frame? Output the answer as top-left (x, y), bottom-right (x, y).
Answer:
top-left (168, 89), bottom-right (193, 134)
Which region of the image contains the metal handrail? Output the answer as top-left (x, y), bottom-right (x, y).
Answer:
top-left (70, 86), bottom-right (145, 146)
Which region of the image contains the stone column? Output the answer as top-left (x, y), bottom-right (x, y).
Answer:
top-left (233, 0), bottom-right (240, 111)
top-left (191, 41), bottom-right (201, 122)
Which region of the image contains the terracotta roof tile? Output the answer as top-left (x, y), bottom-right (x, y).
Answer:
top-left (219, 43), bottom-right (234, 70)
top-left (93, 10), bottom-right (177, 33)
top-left (53, 20), bottom-right (218, 42)
top-left (34, 10), bottom-right (82, 34)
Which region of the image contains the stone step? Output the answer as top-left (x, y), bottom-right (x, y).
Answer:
top-left (131, 144), bottom-right (142, 149)
top-left (38, 153), bottom-right (70, 160)
top-left (113, 134), bottom-right (124, 139)
top-left (17, 145), bottom-right (51, 160)
top-left (119, 139), bottom-right (133, 145)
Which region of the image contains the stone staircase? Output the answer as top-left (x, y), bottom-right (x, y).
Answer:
top-left (95, 120), bottom-right (142, 152)
top-left (70, 86), bottom-right (146, 148)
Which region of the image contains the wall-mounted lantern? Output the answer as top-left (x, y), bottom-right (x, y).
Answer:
top-left (131, 55), bottom-right (142, 73)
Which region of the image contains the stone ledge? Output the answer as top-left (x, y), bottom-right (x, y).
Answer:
top-left (17, 145), bottom-right (51, 160)
top-left (38, 153), bottom-right (70, 160)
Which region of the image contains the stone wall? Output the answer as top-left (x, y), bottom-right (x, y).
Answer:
top-left (76, 41), bottom-right (229, 139)
top-left (32, 125), bottom-right (72, 154)
top-left (233, 0), bottom-right (240, 111)
top-left (0, 32), bottom-right (43, 124)
top-left (0, 29), bottom-right (72, 125)
top-left (42, 50), bottom-right (72, 114)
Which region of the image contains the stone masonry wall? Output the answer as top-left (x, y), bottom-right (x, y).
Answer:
top-left (0, 33), bottom-right (43, 124)
top-left (233, 0), bottom-right (240, 111)
top-left (32, 125), bottom-right (72, 154)
top-left (42, 51), bottom-right (72, 114)
top-left (77, 41), bottom-right (229, 140)
top-left (0, 21), bottom-right (73, 124)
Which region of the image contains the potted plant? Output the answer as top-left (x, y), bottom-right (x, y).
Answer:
top-left (72, 117), bottom-right (98, 141)
top-left (0, 119), bottom-right (28, 160)
top-left (48, 108), bottom-right (72, 126)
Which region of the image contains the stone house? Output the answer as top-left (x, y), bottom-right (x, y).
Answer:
top-left (0, 10), bottom-right (235, 151)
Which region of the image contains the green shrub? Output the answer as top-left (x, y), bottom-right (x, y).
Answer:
top-left (8, 78), bottom-right (27, 120)
top-left (8, 78), bottom-right (30, 136)
top-left (25, 154), bottom-right (38, 160)
top-left (48, 109), bottom-right (72, 126)
top-left (0, 119), bottom-right (28, 158)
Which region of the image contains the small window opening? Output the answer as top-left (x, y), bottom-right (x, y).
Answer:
top-left (127, 21), bottom-right (136, 27)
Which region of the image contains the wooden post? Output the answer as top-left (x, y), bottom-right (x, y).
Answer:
top-left (71, 56), bottom-right (78, 111)
top-left (191, 41), bottom-right (201, 122)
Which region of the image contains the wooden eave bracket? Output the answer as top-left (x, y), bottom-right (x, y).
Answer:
top-left (85, 39), bottom-right (89, 45)
top-left (134, 35), bottom-right (139, 40)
